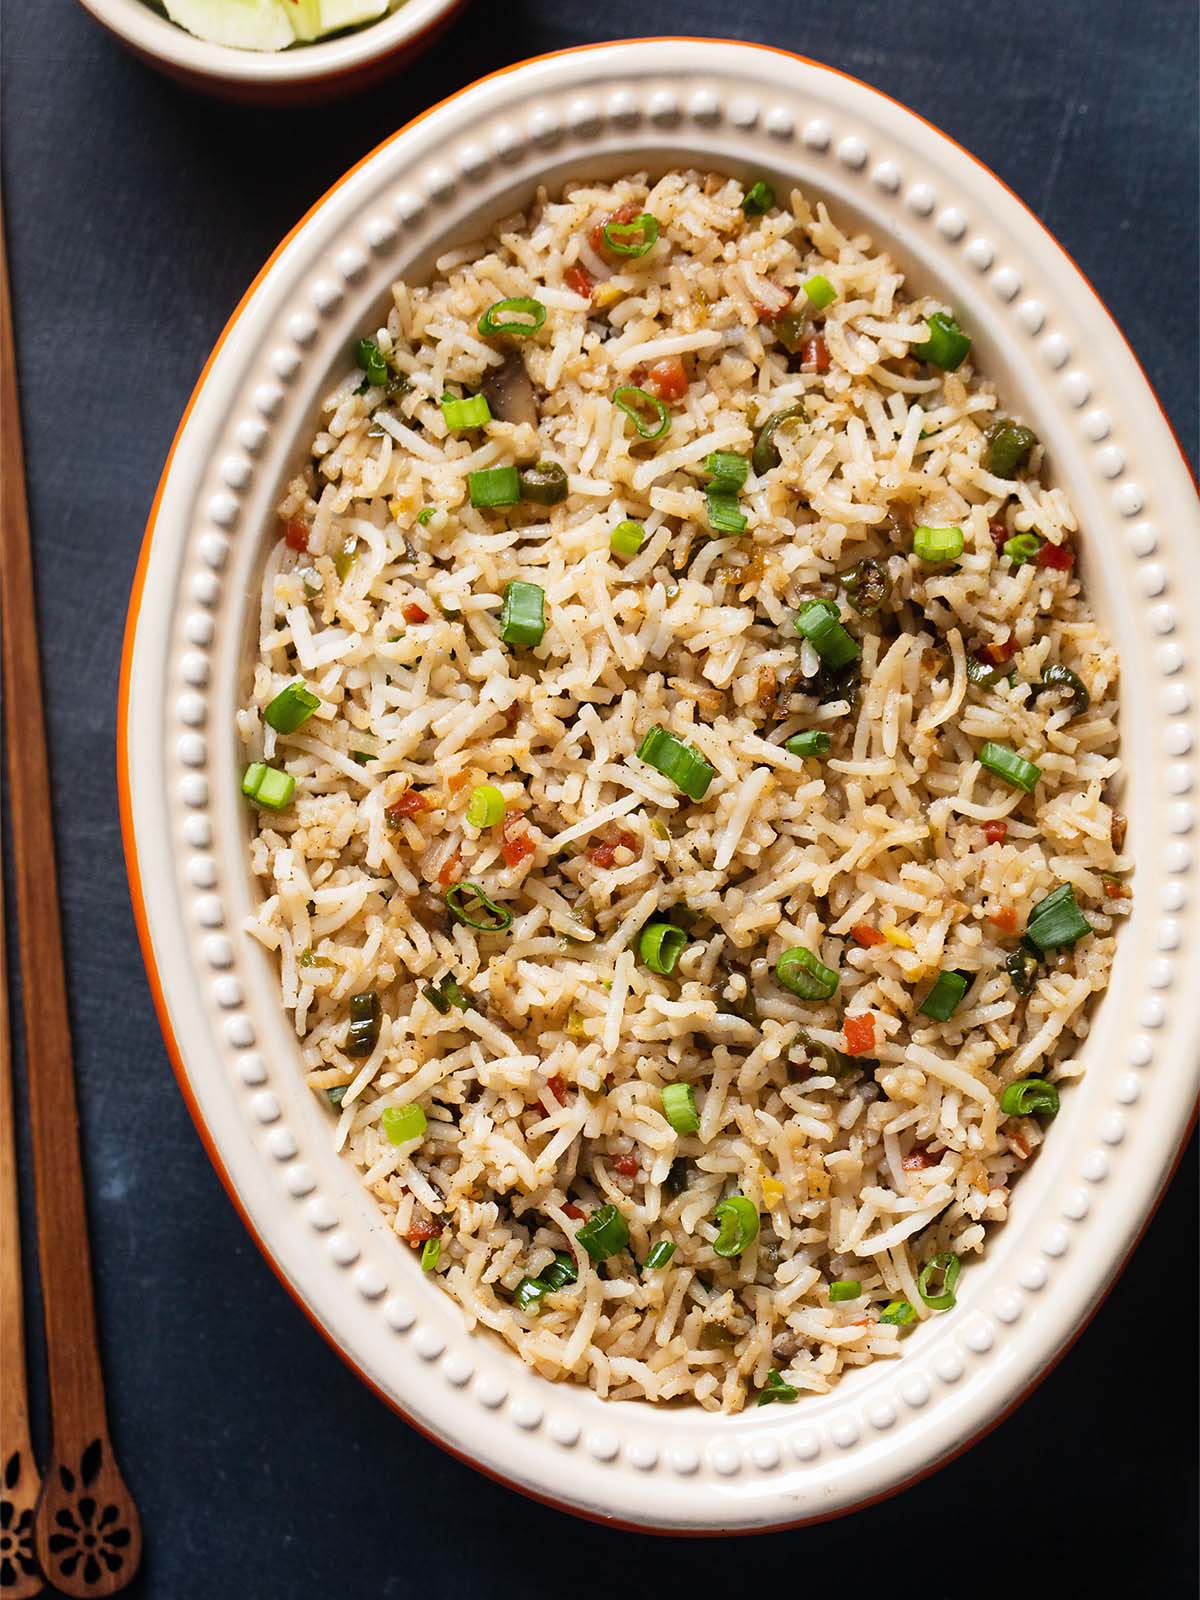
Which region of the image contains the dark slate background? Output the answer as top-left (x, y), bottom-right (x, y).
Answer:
top-left (3, 1), bottom-right (1197, 1594)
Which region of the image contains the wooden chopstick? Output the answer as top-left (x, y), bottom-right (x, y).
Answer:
top-left (1, 204), bottom-right (142, 1599)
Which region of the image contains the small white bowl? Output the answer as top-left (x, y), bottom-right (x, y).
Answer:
top-left (120, 39), bottom-right (1200, 1530)
top-left (74, 0), bottom-right (467, 101)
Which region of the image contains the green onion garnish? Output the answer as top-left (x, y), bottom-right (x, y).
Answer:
top-left (602, 213), bottom-right (659, 257)
top-left (613, 384), bottom-right (671, 440)
top-left (983, 418), bottom-right (1038, 478)
top-left (576, 1203), bottom-right (630, 1262)
top-left (541, 1252), bottom-right (579, 1291)
top-left (609, 518), bottom-right (645, 558)
top-left (263, 680), bottom-right (320, 735)
top-left (793, 599), bottom-right (860, 668)
top-left (639, 921), bottom-right (688, 975)
top-left (326, 1085), bottom-right (347, 1108)
top-left (468, 465), bottom-right (521, 508)
top-left (978, 742), bottom-right (1042, 793)
top-left (914, 311), bottom-right (972, 371)
top-left (878, 1298), bottom-right (916, 1327)
top-left (499, 580), bottom-right (546, 647)
top-left (1024, 882), bottom-right (1090, 951)
top-left (966, 656), bottom-right (1014, 690)
top-left (741, 179), bottom-right (775, 216)
top-left (440, 977), bottom-right (470, 1012)
top-left (912, 524), bottom-right (965, 563)
top-left (440, 393), bottom-right (491, 431)
top-left (514, 1276), bottom-right (548, 1312)
top-left (344, 992), bottom-right (382, 1058)
top-left (803, 273), bottom-right (838, 309)
top-left (420, 1237), bottom-right (441, 1272)
top-left (784, 730), bottom-right (831, 759)
top-left (241, 762), bottom-right (295, 811)
top-left (445, 881), bottom-right (514, 933)
top-left (752, 403), bottom-right (807, 474)
top-left (829, 1280), bottom-right (862, 1302)
top-left (518, 460), bottom-right (568, 505)
top-left (381, 1101), bottom-right (426, 1144)
top-left (661, 1082), bottom-right (700, 1135)
top-left (916, 1251), bottom-right (960, 1310)
top-left (712, 1194), bottom-right (759, 1257)
top-left (706, 490), bottom-right (747, 535)
top-left (465, 784), bottom-right (506, 829)
top-left (644, 1239), bottom-right (676, 1270)
top-left (1032, 663), bottom-right (1090, 715)
top-left (756, 1369), bottom-right (799, 1406)
top-left (918, 970), bottom-right (971, 1022)
top-left (841, 557), bottom-right (891, 616)
top-left (355, 337), bottom-right (388, 387)
top-left (1000, 1077), bottom-right (1061, 1117)
top-left (775, 946), bottom-right (839, 1001)
top-left (477, 297), bottom-right (547, 338)
top-left (635, 725), bottom-right (716, 800)
top-left (422, 983), bottom-right (451, 1015)
top-left (704, 451), bottom-right (750, 492)
top-left (1003, 533), bottom-right (1041, 565)
top-left (417, 507), bottom-right (437, 526)
top-left (1005, 948), bottom-right (1040, 995)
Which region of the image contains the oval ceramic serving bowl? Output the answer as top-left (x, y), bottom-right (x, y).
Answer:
top-left (74, 0), bottom-right (466, 102)
top-left (120, 39), bottom-right (1200, 1531)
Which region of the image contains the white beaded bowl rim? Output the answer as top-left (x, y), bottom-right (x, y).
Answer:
top-left (73, 0), bottom-right (464, 91)
top-left (119, 39), bottom-right (1200, 1531)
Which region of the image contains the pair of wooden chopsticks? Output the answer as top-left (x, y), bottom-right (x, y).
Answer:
top-left (1, 209), bottom-right (142, 1597)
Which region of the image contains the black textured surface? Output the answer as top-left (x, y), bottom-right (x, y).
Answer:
top-left (2, 2), bottom-right (1197, 1595)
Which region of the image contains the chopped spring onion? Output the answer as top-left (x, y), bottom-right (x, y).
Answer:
top-left (784, 730), bottom-right (831, 759)
top-left (514, 1276), bottom-right (548, 1312)
top-left (241, 762), bottom-right (295, 811)
top-left (644, 1239), bottom-right (677, 1271)
top-left (878, 1298), bottom-right (916, 1327)
top-left (790, 1029), bottom-right (855, 1079)
top-left (602, 213), bottom-right (659, 256)
top-left (775, 946), bottom-right (840, 1001)
top-left (752, 403), bottom-right (807, 474)
top-left (326, 1085), bottom-right (347, 1108)
top-left (704, 450), bottom-right (750, 492)
top-left (440, 392), bottom-right (491, 430)
top-left (468, 465), bottom-right (521, 508)
top-left (793, 599), bottom-right (860, 668)
top-left (661, 1082), bottom-right (700, 1135)
top-left (1005, 948), bottom-right (1040, 995)
top-left (916, 1251), bottom-right (960, 1310)
top-left (518, 459), bottom-right (569, 505)
top-left (1024, 882), bottom-right (1090, 950)
top-left (635, 725), bottom-right (716, 800)
top-left (639, 921), bottom-right (688, 975)
top-left (263, 680), bottom-right (321, 734)
top-left (741, 179), bottom-right (775, 216)
top-left (706, 490), bottom-right (748, 535)
top-left (421, 983), bottom-right (451, 1015)
top-left (829, 1280), bottom-right (862, 1302)
top-left (499, 580), bottom-right (546, 647)
top-left (355, 337), bottom-right (388, 387)
top-left (477, 297), bottom-right (547, 337)
top-left (445, 881), bottom-right (514, 933)
top-left (420, 1237), bottom-right (441, 1272)
top-left (842, 557), bottom-right (891, 616)
top-left (440, 977), bottom-right (470, 1011)
top-left (918, 969), bottom-right (971, 1022)
top-left (1031, 662), bottom-right (1090, 715)
top-left (756, 1369), bottom-right (799, 1406)
top-left (344, 992), bottom-right (382, 1057)
top-left (803, 273), bottom-right (838, 309)
top-left (542, 1253), bottom-right (578, 1291)
top-left (712, 1194), bottom-right (759, 1257)
top-left (610, 518), bottom-right (645, 558)
top-left (576, 1203), bottom-right (629, 1262)
top-left (912, 524), bottom-right (965, 562)
top-left (1003, 532), bottom-right (1041, 564)
top-left (1000, 1077), bottom-right (1061, 1116)
top-left (984, 418), bottom-right (1038, 478)
top-left (966, 655), bottom-right (1015, 690)
top-left (613, 384), bottom-right (671, 440)
top-left (465, 784), bottom-right (506, 829)
top-left (381, 1101), bottom-right (426, 1144)
top-left (417, 506), bottom-right (437, 526)
top-left (978, 741), bottom-right (1042, 793)
top-left (914, 311), bottom-right (972, 371)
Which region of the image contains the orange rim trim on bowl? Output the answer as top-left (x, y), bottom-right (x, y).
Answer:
top-left (117, 38), bottom-right (1199, 1535)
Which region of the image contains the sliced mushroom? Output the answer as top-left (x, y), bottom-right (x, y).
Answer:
top-left (482, 350), bottom-right (539, 428)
